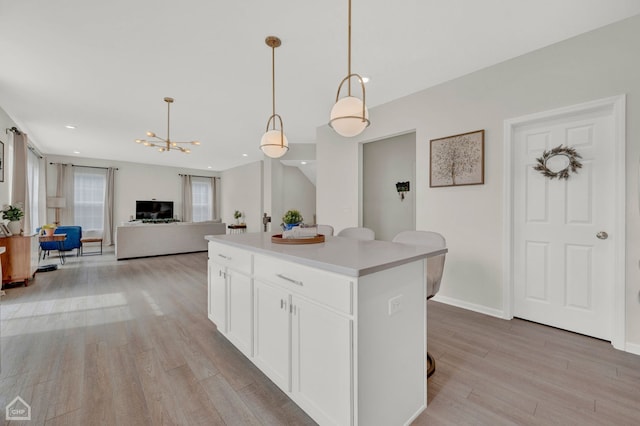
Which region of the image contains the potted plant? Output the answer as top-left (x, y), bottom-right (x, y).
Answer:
top-left (2, 204), bottom-right (24, 235)
top-left (41, 223), bottom-right (56, 236)
top-left (233, 210), bottom-right (242, 225)
top-left (282, 209), bottom-right (303, 230)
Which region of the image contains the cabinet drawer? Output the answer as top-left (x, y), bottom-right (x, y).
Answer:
top-left (208, 243), bottom-right (252, 274)
top-left (254, 255), bottom-right (353, 314)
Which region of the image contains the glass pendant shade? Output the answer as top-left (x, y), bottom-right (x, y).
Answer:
top-left (330, 96), bottom-right (370, 137)
top-left (260, 129), bottom-right (289, 158)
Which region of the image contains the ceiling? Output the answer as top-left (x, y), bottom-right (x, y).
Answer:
top-left (1, 1), bottom-right (639, 172)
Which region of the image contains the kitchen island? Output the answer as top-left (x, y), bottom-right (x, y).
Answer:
top-left (205, 232), bottom-right (446, 426)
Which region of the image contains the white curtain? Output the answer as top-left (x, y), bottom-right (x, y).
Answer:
top-left (57, 163), bottom-right (74, 225)
top-left (11, 132), bottom-right (32, 233)
top-left (26, 147), bottom-right (45, 234)
top-left (103, 167), bottom-right (115, 245)
top-left (181, 174), bottom-right (193, 222)
top-left (212, 177), bottom-right (220, 220)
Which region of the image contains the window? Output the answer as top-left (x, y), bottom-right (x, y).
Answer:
top-left (74, 167), bottom-right (106, 231)
top-left (192, 177), bottom-right (212, 222)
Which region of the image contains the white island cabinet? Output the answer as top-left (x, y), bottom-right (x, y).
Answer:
top-left (206, 233), bottom-right (446, 426)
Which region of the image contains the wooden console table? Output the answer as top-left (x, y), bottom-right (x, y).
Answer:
top-left (1, 234), bottom-right (39, 286)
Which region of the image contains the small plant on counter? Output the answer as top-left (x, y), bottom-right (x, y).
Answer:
top-left (282, 209), bottom-right (303, 226)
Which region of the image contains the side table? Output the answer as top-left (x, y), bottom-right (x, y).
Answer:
top-left (228, 224), bottom-right (247, 234)
top-left (39, 233), bottom-right (67, 265)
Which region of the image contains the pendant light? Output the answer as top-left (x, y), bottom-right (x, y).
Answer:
top-left (329, 0), bottom-right (370, 137)
top-left (260, 36), bottom-right (289, 158)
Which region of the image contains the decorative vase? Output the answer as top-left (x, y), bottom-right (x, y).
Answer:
top-left (7, 221), bottom-right (21, 235)
top-left (284, 222), bottom-right (300, 231)
top-left (44, 228), bottom-right (55, 236)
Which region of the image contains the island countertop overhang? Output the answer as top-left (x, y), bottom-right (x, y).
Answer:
top-left (206, 232), bottom-right (447, 277)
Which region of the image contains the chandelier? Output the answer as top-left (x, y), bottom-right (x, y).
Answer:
top-left (135, 97), bottom-right (200, 153)
top-left (260, 36), bottom-right (289, 158)
top-left (329, 0), bottom-right (370, 137)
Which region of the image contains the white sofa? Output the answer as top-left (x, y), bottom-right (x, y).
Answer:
top-left (116, 221), bottom-right (226, 260)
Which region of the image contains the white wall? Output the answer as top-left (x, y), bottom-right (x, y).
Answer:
top-left (221, 160), bottom-right (263, 233)
top-left (263, 144), bottom-right (316, 231)
top-left (0, 107), bottom-right (18, 207)
top-left (282, 166), bottom-right (316, 226)
top-left (317, 15), bottom-right (640, 347)
top-left (45, 154), bottom-right (220, 226)
top-left (363, 133), bottom-right (416, 241)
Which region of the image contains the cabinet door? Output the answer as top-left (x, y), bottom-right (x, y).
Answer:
top-left (253, 279), bottom-right (290, 392)
top-left (291, 297), bottom-right (353, 426)
top-left (226, 270), bottom-right (253, 356)
top-left (208, 260), bottom-right (227, 332)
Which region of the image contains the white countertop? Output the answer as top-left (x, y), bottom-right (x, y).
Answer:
top-left (206, 232), bottom-right (447, 277)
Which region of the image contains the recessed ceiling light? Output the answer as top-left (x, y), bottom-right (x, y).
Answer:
top-left (242, 153), bottom-right (248, 157)
top-left (207, 166), bottom-right (212, 169)
top-left (65, 125), bottom-right (76, 129)
top-left (301, 161), bottom-right (307, 165)
top-left (73, 150), bottom-right (81, 154)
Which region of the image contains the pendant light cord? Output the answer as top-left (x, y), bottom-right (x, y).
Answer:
top-left (166, 100), bottom-right (171, 145)
top-left (272, 44), bottom-right (276, 130)
top-left (347, 0), bottom-right (352, 96)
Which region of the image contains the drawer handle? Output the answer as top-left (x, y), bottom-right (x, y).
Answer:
top-left (217, 254), bottom-right (231, 260)
top-left (276, 274), bottom-right (303, 286)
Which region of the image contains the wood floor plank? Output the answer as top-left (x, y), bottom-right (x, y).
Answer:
top-left (2, 249), bottom-right (640, 425)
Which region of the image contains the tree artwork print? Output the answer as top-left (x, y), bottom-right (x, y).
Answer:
top-left (430, 130), bottom-right (484, 187)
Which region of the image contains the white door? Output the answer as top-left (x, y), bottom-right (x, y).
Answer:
top-left (226, 270), bottom-right (253, 357)
top-left (513, 106), bottom-right (616, 340)
top-left (291, 296), bottom-right (352, 426)
top-left (208, 260), bottom-right (227, 332)
top-left (253, 279), bottom-right (291, 391)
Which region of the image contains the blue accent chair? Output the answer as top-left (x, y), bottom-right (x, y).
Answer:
top-left (38, 226), bottom-right (83, 258)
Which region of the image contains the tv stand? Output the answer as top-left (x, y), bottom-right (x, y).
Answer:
top-left (115, 221), bottom-right (226, 260)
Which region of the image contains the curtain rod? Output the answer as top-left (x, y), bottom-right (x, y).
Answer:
top-left (49, 162), bottom-right (119, 170)
top-left (28, 145), bottom-right (43, 159)
top-left (178, 173), bottom-right (220, 179)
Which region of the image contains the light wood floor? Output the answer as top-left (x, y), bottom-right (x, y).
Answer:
top-left (1, 250), bottom-right (639, 425)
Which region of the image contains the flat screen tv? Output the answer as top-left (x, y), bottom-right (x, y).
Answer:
top-left (136, 200), bottom-right (174, 220)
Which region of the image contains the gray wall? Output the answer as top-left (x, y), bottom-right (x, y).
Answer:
top-left (363, 133), bottom-right (416, 241)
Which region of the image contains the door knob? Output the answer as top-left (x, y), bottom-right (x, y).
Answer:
top-left (596, 231), bottom-right (608, 240)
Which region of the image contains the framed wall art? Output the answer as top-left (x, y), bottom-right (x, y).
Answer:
top-left (430, 129), bottom-right (484, 187)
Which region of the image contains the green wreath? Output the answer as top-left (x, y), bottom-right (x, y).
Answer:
top-left (533, 145), bottom-right (582, 180)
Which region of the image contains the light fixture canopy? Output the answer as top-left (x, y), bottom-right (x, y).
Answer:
top-left (260, 36), bottom-right (289, 159)
top-left (135, 97), bottom-right (200, 154)
top-left (329, 0), bottom-right (370, 137)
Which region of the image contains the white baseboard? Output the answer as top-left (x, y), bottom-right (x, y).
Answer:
top-left (431, 294), bottom-right (505, 319)
top-left (625, 342), bottom-right (640, 356)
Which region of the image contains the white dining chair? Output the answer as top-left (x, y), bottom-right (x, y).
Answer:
top-left (392, 230), bottom-right (446, 378)
top-left (315, 224), bottom-right (334, 236)
top-left (337, 227), bottom-right (375, 241)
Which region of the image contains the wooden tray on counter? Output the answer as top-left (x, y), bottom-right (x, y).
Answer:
top-left (271, 234), bottom-right (325, 245)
